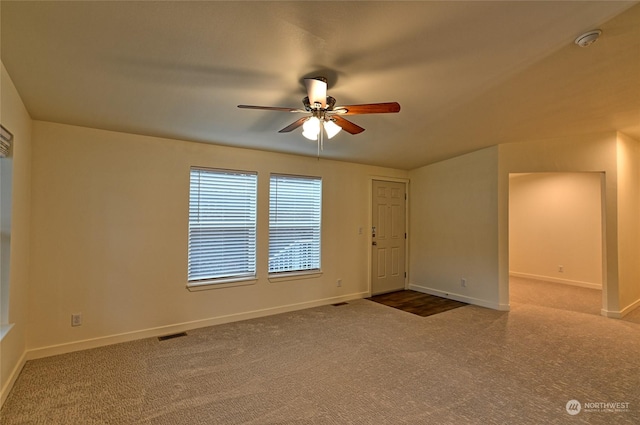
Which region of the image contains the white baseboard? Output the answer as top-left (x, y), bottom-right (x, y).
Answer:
top-left (0, 350), bottom-right (26, 408)
top-left (408, 283), bottom-right (510, 311)
top-left (601, 309), bottom-right (621, 319)
top-left (26, 292), bottom-right (368, 361)
top-left (509, 271), bottom-right (602, 290)
top-left (601, 297), bottom-right (640, 319)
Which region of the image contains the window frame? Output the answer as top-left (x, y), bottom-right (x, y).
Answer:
top-left (0, 151), bottom-right (13, 331)
top-left (187, 167), bottom-right (258, 289)
top-left (268, 173), bottom-right (322, 278)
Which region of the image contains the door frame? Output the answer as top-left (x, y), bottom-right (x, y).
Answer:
top-left (368, 176), bottom-right (410, 296)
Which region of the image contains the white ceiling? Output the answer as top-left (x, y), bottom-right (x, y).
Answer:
top-left (2, 1), bottom-right (639, 170)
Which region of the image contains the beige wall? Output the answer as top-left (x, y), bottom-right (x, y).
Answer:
top-left (410, 132), bottom-right (639, 317)
top-left (616, 133), bottom-right (640, 313)
top-left (27, 121), bottom-right (407, 356)
top-left (0, 63), bottom-right (33, 405)
top-left (408, 146), bottom-right (503, 309)
top-left (499, 133), bottom-right (629, 315)
top-left (509, 172), bottom-right (603, 288)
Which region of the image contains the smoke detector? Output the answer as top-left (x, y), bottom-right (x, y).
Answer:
top-left (575, 30), bottom-right (602, 47)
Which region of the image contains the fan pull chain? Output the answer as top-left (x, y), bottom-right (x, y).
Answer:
top-left (316, 126), bottom-right (324, 158)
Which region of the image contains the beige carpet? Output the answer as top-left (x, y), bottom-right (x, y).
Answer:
top-left (1, 292), bottom-right (639, 424)
top-left (510, 276), bottom-right (640, 324)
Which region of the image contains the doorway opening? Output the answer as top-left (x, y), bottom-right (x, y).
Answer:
top-left (508, 172), bottom-right (605, 316)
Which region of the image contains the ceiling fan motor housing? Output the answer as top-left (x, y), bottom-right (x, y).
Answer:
top-left (304, 96), bottom-right (336, 111)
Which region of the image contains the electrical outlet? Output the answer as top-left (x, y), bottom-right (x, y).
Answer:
top-left (461, 278), bottom-right (467, 287)
top-left (337, 279), bottom-right (342, 287)
top-left (558, 265), bottom-right (564, 273)
top-left (71, 313), bottom-right (82, 327)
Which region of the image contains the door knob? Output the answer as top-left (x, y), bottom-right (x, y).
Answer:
top-left (372, 241), bottom-right (377, 246)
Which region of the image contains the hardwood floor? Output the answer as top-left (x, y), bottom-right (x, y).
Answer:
top-left (368, 290), bottom-right (468, 317)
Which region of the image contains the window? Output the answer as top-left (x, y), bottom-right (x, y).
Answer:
top-left (0, 126), bottom-right (13, 335)
top-left (188, 168), bottom-right (257, 285)
top-left (1, 155), bottom-right (12, 330)
top-left (269, 174), bottom-right (321, 274)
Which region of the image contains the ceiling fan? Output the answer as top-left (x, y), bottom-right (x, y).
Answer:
top-left (238, 76), bottom-right (400, 150)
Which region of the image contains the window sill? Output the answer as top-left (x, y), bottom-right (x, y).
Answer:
top-left (268, 270), bottom-right (323, 283)
top-left (187, 277), bottom-right (257, 292)
top-left (0, 323), bottom-right (14, 341)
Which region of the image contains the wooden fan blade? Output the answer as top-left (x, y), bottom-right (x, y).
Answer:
top-left (333, 102), bottom-right (401, 115)
top-left (333, 115), bottom-right (365, 135)
top-left (278, 117), bottom-right (309, 133)
top-left (304, 77), bottom-right (327, 108)
top-left (238, 105), bottom-right (302, 112)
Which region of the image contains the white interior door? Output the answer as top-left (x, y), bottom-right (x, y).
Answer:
top-left (371, 180), bottom-right (406, 295)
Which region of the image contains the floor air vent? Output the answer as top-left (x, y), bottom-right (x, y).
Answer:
top-left (332, 302), bottom-right (348, 306)
top-left (158, 332), bottom-right (187, 341)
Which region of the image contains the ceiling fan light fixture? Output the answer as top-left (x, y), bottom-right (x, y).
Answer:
top-left (323, 119), bottom-right (341, 139)
top-left (302, 130), bottom-right (318, 140)
top-left (302, 116), bottom-right (320, 140)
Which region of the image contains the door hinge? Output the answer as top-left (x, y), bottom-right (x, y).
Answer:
top-left (404, 272), bottom-right (407, 278)
top-left (404, 232), bottom-right (407, 239)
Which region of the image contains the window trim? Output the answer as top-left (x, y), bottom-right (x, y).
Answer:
top-left (268, 270), bottom-right (323, 283)
top-left (0, 154), bottom-right (12, 327)
top-left (187, 167), bottom-right (258, 288)
top-left (186, 276), bottom-right (257, 291)
top-left (0, 323), bottom-right (14, 341)
top-left (268, 173), bottom-right (322, 277)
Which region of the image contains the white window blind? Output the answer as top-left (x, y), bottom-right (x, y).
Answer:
top-left (188, 168), bottom-right (257, 283)
top-left (269, 174), bottom-right (322, 274)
